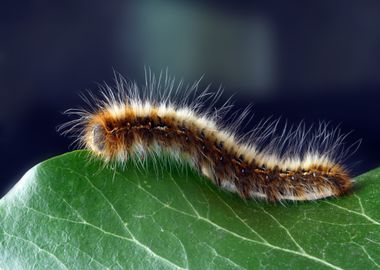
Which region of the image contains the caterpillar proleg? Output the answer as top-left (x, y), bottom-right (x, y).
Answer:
top-left (60, 70), bottom-right (358, 202)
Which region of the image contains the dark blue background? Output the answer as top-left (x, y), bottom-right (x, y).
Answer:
top-left (1, 1), bottom-right (379, 196)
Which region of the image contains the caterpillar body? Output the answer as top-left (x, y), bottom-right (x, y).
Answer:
top-left (61, 71), bottom-right (356, 202)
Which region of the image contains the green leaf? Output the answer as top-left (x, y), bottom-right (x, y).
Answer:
top-left (0, 151), bottom-right (379, 270)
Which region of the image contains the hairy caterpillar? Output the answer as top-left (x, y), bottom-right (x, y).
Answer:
top-left (60, 70), bottom-right (358, 202)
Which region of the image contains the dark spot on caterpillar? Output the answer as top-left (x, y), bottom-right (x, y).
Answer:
top-left (120, 119), bottom-right (129, 128)
top-left (92, 124), bottom-right (106, 152)
top-left (216, 141), bottom-right (224, 150)
top-left (200, 131), bottom-right (205, 139)
top-left (105, 122), bottom-right (114, 131)
top-left (273, 165), bottom-right (280, 172)
top-left (140, 117), bottom-right (150, 126)
top-left (181, 126), bottom-right (187, 132)
top-left (241, 168), bottom-right (247, 174)
top-left (157, 116), bottom-right (165, 126)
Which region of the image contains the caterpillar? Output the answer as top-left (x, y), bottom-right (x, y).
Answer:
top-left (60, 70), bottom-right (358, 202)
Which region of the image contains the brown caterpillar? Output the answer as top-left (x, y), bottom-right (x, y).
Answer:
top-left (60, 70), bottom-right (358, 202)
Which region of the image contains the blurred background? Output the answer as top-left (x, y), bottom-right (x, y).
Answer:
top-left (1, 0), bottom-right (380, 196)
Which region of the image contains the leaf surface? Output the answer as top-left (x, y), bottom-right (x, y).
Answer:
top-left (1, 151), bottom-right (379, 269)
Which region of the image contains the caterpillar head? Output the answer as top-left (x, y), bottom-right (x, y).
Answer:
top-left (84, 122), bottom-right (109, 159)
top-left (91, 123), bottom-right (107, 153)
top-left (85, 115), bottom-right (132, 163)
